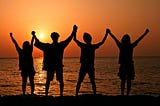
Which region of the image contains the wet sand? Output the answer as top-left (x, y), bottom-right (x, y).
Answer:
top-left (0, 94), bottom-right (159, 106)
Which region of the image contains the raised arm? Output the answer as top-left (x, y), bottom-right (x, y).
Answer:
top-left (133, 28), bottom-right (149, 45)
top-left (73, 25), bottom-right (79, 42)
top-left (31, 31), bottom-right (48, 50)
top-left (31, 31), bottom-right (39, 42)
top-left (108, 29), bottom-right (121, 46)
top-left (9, 33), bottom-right (21, 52)
top-left (63, 25), bottom-right (78, 44)
top-left (30, 32), bottom-right (36, 50)
top-left (73, 26), bottom-right (84, 46)
top-left (95, 28), bottom-right (109, 46)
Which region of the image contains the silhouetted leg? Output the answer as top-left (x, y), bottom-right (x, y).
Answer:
top-left (121, 79), bottom-right (125, 96)
top-left (127, 79), bottom-right (131, 96)
top-left (45, 79), bottom-right (50, 96)
top-left (60, 81), bottom-right (64, 97)
top-left (45, 70), bottom-right (54, 96)
top-left (76, 80), bottom-right (82, 97)
top-left (89, 72), bottom-right (96, 95)
top-left (56, 67), bottom-right (64, 97)
top-left (22, 76), bottom-right (27, 95)
top-left (29, 75), bottom-right (35, 95)
top-left (91, 80), bottom-right (96, 95)
top-left (76, 72), bottom-right (86, 96)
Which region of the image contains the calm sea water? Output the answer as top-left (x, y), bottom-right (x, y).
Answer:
top-left (0, 57), bottom-right (160, 97)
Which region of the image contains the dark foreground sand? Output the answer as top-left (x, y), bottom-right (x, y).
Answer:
top-left (0, 94), bottom-right (160, 106)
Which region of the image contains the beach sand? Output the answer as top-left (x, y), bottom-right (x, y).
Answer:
top-left (0, 94), bottom-right (159, 106)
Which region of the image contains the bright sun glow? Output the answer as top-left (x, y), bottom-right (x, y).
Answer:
top-left (39, 33), bottom-right (44, 39)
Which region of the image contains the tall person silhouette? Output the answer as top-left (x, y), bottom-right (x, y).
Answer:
top-left (10, 32), bottom-right (36, 95)
top-left (108, 28), bottom-right (149, 96)
top-left (32, 25), bottom-right (77, 96)
top-left (74, 28), bottom-right (109, 96)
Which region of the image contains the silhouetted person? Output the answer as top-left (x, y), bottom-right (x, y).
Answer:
top-left (32, 25), bottom-right (77, 96)
top-left (108, 28), bottom-right (149, 96)
top-left (74, 28), bottom-right (109, 96)
top-left (10, 32), bottom-right (35, 95)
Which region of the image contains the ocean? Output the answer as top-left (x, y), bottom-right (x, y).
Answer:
top-left (0, 56), bottom-right (160, 97)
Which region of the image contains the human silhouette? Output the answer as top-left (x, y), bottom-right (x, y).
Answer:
top-left (10, 32), bottom-right (35, 95)
top-left (32, 25), bottom-right (77, 96)
top-left (74, 28), bottom-right (109, 96)
top-left (108, 28), bottom-right (149, 96)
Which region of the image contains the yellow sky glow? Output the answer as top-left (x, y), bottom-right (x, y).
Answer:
top-left (0, 0), bottom-right (160, 57)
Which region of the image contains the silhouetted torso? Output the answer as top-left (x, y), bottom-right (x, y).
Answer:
top-left (79, 43), bottom-right (100, 65)
top-left (117, 43), bottom-right (137, 64)
top-left (18, 48), bottom-right (34, 71)
top-left (34, 40), bottom-right (70, 70)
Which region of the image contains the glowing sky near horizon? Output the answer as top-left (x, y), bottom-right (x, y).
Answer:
top-left (0, 0), bottom-right (160, 57)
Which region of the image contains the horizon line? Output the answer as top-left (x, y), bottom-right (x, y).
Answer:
top-left (0, 55), bottom-right (160, 59)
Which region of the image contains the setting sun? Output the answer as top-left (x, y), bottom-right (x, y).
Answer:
top-left (39, 33), bottom-right (45, 39)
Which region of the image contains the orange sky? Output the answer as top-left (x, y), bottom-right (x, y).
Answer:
top-left (0, 0), bottom-right (160, 57)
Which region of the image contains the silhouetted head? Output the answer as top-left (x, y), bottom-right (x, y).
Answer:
top-left (83, 32), bottom-right (92, 44)
top-left (22, 41), bottom-right (30, 51)
top-left (121, 34), bottom-right (131, 45)
top-left (51, 32), bottom-right (59, 42)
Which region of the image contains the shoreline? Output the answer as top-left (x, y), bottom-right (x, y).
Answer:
top-left (0, 94), bottom-right (160, 106)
